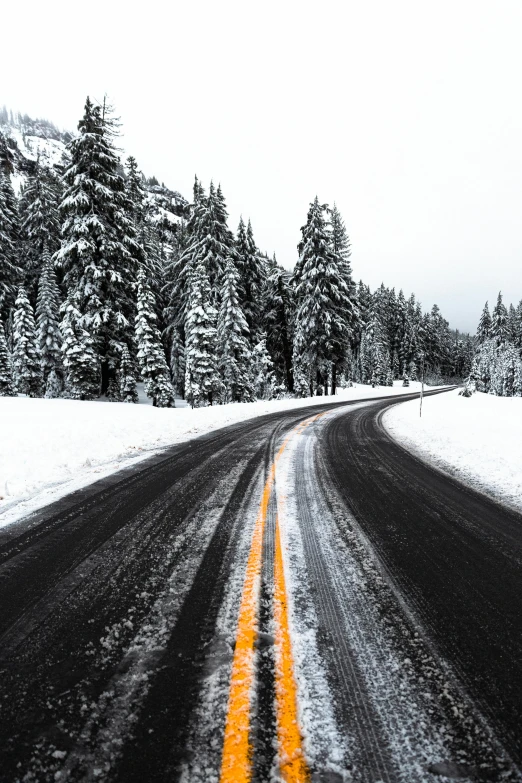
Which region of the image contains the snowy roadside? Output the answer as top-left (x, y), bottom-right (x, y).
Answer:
top-left (383, 389), bottom-right (522, 513)
top-left (0, 382), bottom-right (434, 529)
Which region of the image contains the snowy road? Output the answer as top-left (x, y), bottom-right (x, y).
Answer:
top-left (0, 390), bottom-right (521, 782)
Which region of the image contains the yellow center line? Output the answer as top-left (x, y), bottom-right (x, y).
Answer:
top-left (219, 412), bottom-right (324, 783)
top-left (274, 513), bottom-right (309, 782)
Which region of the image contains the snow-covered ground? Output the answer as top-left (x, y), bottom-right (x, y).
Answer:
top-left (0, 382), bottom-right (430, 529)
top-left (384, 389), bottom-right (522, 513)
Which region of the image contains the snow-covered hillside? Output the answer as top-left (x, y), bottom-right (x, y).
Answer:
top-left (0, 383), bottom-right (434, 528)
top-left (383, 390), bottom-right (522, 512)
top-left (0, 109), bottom-right (188, 219)
top-left (0, 112), bottom-right (70, 183)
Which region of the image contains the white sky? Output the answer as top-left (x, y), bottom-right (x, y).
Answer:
top-left (3, 0), bottom-right (522, 333)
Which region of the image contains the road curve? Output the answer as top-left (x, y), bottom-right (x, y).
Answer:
top-left (0, 389), bottom-right (520, 783)
top-left (320, 400), bottom-right (522, 770)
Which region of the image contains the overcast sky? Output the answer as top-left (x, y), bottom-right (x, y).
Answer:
top-left (3, 0), bottom-right (522, 333)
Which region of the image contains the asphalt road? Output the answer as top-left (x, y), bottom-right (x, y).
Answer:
top-left (0, 389), bottom-right (521, 783)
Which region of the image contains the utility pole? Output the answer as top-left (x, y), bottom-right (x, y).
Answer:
top-left (419, 351), bottom-right (425, 417)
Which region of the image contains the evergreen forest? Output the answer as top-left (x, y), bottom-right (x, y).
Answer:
top-left (1, 98), bottom-right (520, 405)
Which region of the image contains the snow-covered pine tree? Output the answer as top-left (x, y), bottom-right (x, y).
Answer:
top-left (507, 304), bottom-right (518, 345)
top-left (136, 267), bottom-right (174, 407)
top-left (125, 156), bottom-right (159, 285)
top-left (36, 245), bottom-right (62, 390)
top-left (0, 165), bottom-right (22, 319)
top-left (501, 344), bottom-right (519, 397)
top-left (514, 357), bottom-right (522, 397)
top-left (0, 317), bottom-right (15, 396)
top-left (125, 156), bottom-right (147, 230)
top-left (329, 203), bottom-right (352, 266)
top-left (328, 204), bottom-right (358, 388)
top-left (252, 334), bottom-right (276, 399)
top-left (106, 374), bottom-right (122, 401)
top-left (476, 301), bottom-right (492, 344)
top-left (360, 289), bottom-right (390, 386)
top-left (196, 181), bottom-right (233, 305)
top-left (491, 292), bottom-right (508, 347)
top-left (44, 369), bottom-right (61, 399)
top-left (184, 258), bottom-right (221, 407)
top-left (238, 219), bottom-right (266, 345)
top-left (329, 204), bottom-right (356, 309)
top-left (515, 300), bottom-right (522, 350)
top-left (169, 327), bottom-right (186, 398)
top-left (56, 97), bottom-right (139, 395)
top-left (217, 257), bottom-right (254, 403)
top-left (351, 281), bottom-right (369, 380)
top-left (12, 287), bottom-right (42, 396)
top-left (163, 176), bottom-right (205, 332)
top-left (234, 216), bottom-right (249, 303)
top-left (423, 303), bottom-right (452, 376)
top-left (293, 197), bottom-right (352, 396)
top-left (119, 344), bottom-right (138, 403)
top-left (395, 289), bottom-right (408, 372)
top-left (19, 156), bottom-right (61, 302)
top-left (60, 292), bottom-right (100, 400)
top-left (262, 256), bottom-right (294, 391)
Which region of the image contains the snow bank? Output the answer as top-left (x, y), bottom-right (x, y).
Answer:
top-left (0, 382), bottom-right (430, 528)
top-left (383, 389), bottom-right (522, 513)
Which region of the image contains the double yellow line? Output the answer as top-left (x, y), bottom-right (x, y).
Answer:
top-left (220, 415), bottom-right (322, 783)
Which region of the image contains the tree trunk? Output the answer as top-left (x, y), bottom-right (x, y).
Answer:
top-left (281, 327), bottom-right (293, 392)
top-left (331, 364), bottom-right (337, 396)
top-left (100, 359), bottom-right (109, 396)
top-left (316, 367), bottom-right (322, 396)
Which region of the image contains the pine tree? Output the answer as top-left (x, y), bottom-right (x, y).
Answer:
top-left (184, 259), bottom-right (221, 407)
top-left (360, 289), bottom-right (389, 386)
top-left (119, 344), bottom-right (138, 403)
top-left (61, 292), bottom-right (100, 400)
top-left (263, 256), bottom-right (294, 391)
top-left (56, 97), bottom-right (139, 395)
top-left (491, 292), bottom-right (508, 347)
top-left (507, 304), bottom-right (518, 345)
top-left (169, 327), bottom-right (186, 398)
top-left (0, 165), bottom-right (22, 318)
top-left (421, 303), bottom-right (451, 376)
top-left (36, 246), bottom-right (62, 385)
top-left (163, 176), bottom-right (205, 331)
top-left (476, 302), bottom-right (492, 343)
top-left (44, 368), bottom-right (62, 399)
top-left (217, 257), bottom-right (254, 403)
top-left (514, 359), bottom-right (522, 397)
top-left (106, 375), bottom-right (122, 401)
top-left (235, 216), bottom-right (249, 303)
top-left (515, 300), bottom-right (522, 350)
top-left (12, 287), bottom-right (42, 396)
top-left (252, 335), bottom-right (276, 399)
top-left (329, 203), bottom-right (357, 322)
top-left (135, 267), bottom-right (174, 407)
top-left (125, 156), bottom-right (155, 280)
top-left (293, 197), bottom-right (352, 396)
top-left (195, 181), bottom-right (233, 305)
top-left (125, 156), bottom-right (147, 229)
top-left (236, 218), bottom-right (266, 344)
top-left (0, 317), bottom-right (15, 396)
top-left (19, 156), bottom-right (61, 301)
